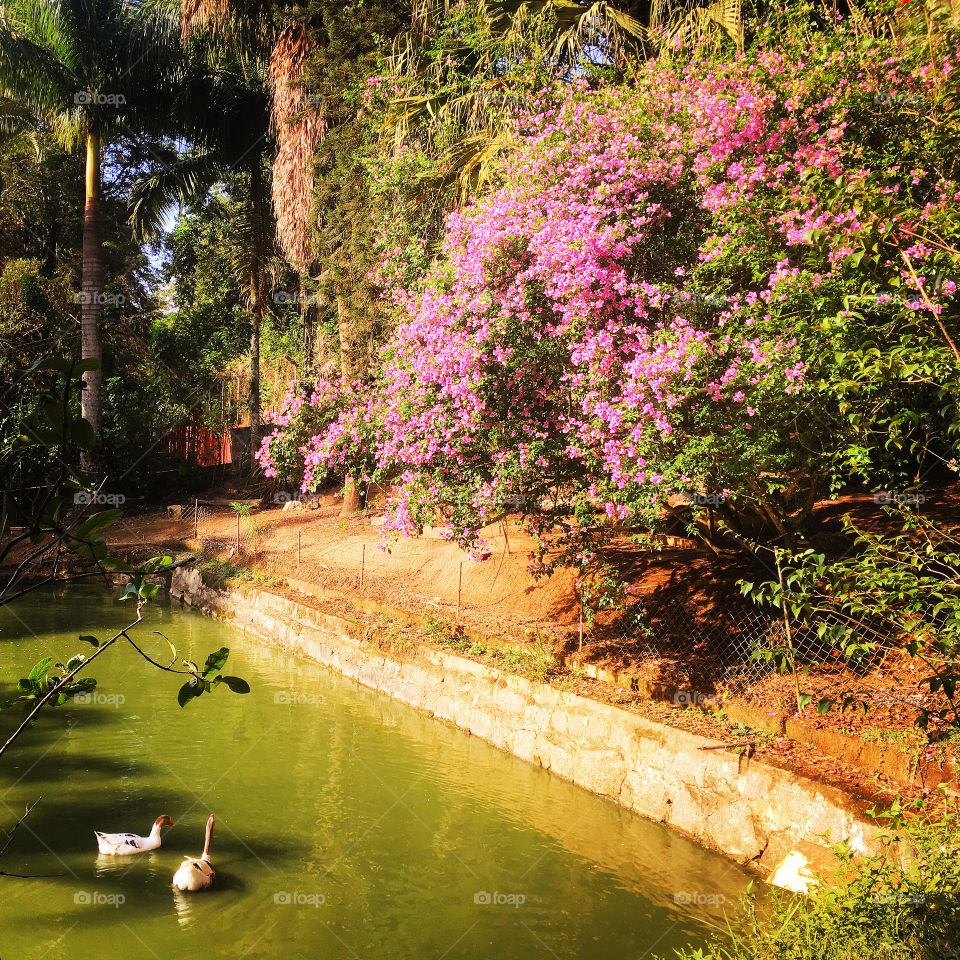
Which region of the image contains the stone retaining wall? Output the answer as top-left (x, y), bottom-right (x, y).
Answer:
top-left (171, 567), bottom-right (879, 874)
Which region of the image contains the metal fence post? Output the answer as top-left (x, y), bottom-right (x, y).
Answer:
top-left (456, 561), bottom-right (463, 624)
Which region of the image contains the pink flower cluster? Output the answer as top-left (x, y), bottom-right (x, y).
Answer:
top-left (260, 36), bottom-right (959, 548)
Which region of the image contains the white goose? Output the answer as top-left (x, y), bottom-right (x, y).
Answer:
top-left (172, 814), bottom-right (216, 892)
top-left (95, 815), bottom-right (174, 856)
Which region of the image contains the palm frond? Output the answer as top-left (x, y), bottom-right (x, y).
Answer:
top-left (650, 0), bottom-right (744, 52)
top-left (0, 5), bottom-right (81, 133)
top-left (482, 0), bottom-right (646, 63)
top-left (181, 0), bottom-right (231, 37)
top-left (128, 149), bottom-right (225, 241)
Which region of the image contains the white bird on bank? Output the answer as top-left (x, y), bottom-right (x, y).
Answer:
top-left (172, 814), bottom-right (216, 892)
top-left (95, 815), bottom-right (174, 856)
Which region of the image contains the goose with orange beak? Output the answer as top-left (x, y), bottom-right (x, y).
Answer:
top-left (172, 814), bottom-right (216, 891)
top-left (95, 815), bottom-right (174, 856)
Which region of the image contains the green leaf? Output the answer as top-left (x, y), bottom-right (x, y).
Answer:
top-left (69, 417), bottom-right (97, 450)
top-left (177, 680), bottom-right (202, 708)
top-left (75, 509), bottom-right (123, 540)
top-left (32, 357), bottom-right (73, 374)
top-left (28, 657), bottom-right (54, 682)
top-left (202, 647), bottom-right (230, 676)
top-left (79, 635), bottom-right (100, 647)
top-left (119, 582), bottom-right (139, 601)
top-left (220, 676), bottom-right (250, 694)
top-left (154, 632), bottom-right (178, 665)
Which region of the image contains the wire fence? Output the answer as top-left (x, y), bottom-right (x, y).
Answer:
top-left (165, 498), bottom-right (938, 712)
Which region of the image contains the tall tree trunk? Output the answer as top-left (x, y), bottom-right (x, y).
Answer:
top-left (248, 163), bottom-right (264, 473)
top-left (337, 290), bottom-right (362, 516)
top-left (80, 127), bottom-right (104, 477)
top-left (300, 274), bottom-right (314, 373)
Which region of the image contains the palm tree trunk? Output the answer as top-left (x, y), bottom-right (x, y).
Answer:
top-left (248, 163), bottom-right (264, 473)
top-left (300, 274), bottom-right (314, 372)
top-left (80, 127), bottom-right (104, 477)
top-left (337, 290), bottom-right (362, 516)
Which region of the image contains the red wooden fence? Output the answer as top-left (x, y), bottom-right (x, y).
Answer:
top-left (167, 425), bottom-right (232, 466)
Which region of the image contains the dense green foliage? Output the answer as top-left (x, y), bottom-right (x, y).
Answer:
top-left (669, 799), bottom-right (960, 960)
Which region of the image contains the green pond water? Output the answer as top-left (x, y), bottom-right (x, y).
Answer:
top-left (0, 588), bottom-right (754, 959)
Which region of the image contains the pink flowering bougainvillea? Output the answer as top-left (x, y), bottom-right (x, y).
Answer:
top-left (260, 16), bottom-right (960, 563)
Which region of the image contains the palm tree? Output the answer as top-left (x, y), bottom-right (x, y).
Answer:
top-left (129, 48), bottom-right (274, 468)
top-left (0, 0), bottom-right (180, 472)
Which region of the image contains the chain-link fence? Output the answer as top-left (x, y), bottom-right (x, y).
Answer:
top-left (583, 591), bottom-right (924, 711)
top-left (144, 498), bottom-right (944, 715)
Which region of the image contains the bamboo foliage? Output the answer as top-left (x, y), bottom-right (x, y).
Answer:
top-left (269, 21), bottom-right (322, 266)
